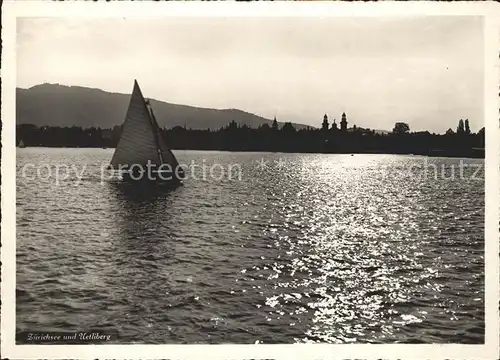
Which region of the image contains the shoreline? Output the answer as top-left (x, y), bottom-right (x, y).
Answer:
top-left (16, 146), bottom-right (485, 159)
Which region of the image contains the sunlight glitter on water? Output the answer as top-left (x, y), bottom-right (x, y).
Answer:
top-left (16, 149), bottom-right (484, 343)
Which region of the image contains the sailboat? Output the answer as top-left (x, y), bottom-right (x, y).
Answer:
top-left (109, 80), bottom-right (184, 183)
top-left (18, 140), bottom-right (26, 148)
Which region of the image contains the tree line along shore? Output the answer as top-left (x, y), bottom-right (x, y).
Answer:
top-left (17, 117), bottom-right (485, 158)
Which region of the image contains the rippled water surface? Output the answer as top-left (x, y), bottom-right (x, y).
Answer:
top-left (16, 148), bottom-right (485, 343)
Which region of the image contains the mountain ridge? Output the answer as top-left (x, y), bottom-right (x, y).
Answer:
top-left (16, 83), bottom-right (312, 130)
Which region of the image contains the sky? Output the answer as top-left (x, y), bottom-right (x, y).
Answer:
top-left (17, 16), bottom-right (484, 133)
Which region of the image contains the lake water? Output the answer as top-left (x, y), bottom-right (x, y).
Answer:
top-left (16, 148), bottom-right (485, 343)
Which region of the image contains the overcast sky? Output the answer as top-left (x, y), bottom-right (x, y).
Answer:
top-left (17, 16), bottom-right (484, 132)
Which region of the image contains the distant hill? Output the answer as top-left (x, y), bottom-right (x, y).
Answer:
top-left (16, 83), bottom-right (310, 130)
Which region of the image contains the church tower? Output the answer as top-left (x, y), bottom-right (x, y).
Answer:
top-left (331, 119), bottom-right (338, 131)
top-left (340, 112), bottom-right (348, 132)
top-left (272, 116), bottom-right (278, 131)
top-left (322, 114), bottom-right (329, 131)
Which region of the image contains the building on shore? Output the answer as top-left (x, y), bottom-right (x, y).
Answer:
top-left (340, 112), bottom-right (348, 132)
top-left (322, 114), bottom-right (329, 131)
top-left (331, 118), bottom-right (338, 131)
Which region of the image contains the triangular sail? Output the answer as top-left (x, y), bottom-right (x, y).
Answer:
top-left (159, 140), bottom-right (180, 170)
top-left (147, 104), bottom-right (180, 170)
top-left (110, 80), bottom-right (178, 170)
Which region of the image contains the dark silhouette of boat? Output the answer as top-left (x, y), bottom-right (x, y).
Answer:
top-left (109, 80), bottom-right (184, 183)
